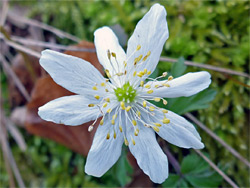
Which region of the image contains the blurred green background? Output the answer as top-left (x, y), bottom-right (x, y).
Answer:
top-left (1, 0), bottom-right (249, 187)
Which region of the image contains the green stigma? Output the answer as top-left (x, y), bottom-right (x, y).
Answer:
top-left (114, 82), bottom-right (137, 103)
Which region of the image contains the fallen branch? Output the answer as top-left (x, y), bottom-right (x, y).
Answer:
top-left (160, 56), bottom-right (250, 78)
top-left (0, 54), bottom-right (31, 101)
top-left (194, 149), bottom-right (239, 188)
top-left (185, 113), bottom-right (250, 169)
top-left (7, 12), bottom-right (80, 43)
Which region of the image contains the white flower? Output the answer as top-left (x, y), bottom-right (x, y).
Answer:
top-left (38, 4), bottom-right (211, 184)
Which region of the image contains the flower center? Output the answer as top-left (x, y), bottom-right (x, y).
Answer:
top-left (114, 82), bottom-right (137, 103)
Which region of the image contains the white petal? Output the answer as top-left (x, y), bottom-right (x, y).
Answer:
top-left (126, 121), bottom-right (168, 184)
top-left (40, 50), bottom-right (107, 95)
top-left (94, 27), bottom-right (126, 86)
top-left (38, 95), bottom-right (101, 126)
top-left (85, 107), bottom-right (124, 177)
top-left (126, 4), bottom-right (169, 84)
top-left (142, 71), bottom-right (211, 98)
top-left (142, 106), bottom-right (204, 149)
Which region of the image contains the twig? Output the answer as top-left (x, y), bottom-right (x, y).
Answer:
top-left (185, 113), bottom-right (250, 168)
top-left (0, 106), bottom-right (25, 188)
top-left (1, 38), bottom-right (41, 58)
top-left (7, 12), bottom-right (81, 43)
top-left (0, 54), bottom-right (31, 101)
top-left (0, 0), bottom-right (9, 26)
top-left (194, 149), bottom-right (239, 188)
top-left (8, 35), bottom-right (96, 52)
top-left (160, 56), bottom-right (250, 78)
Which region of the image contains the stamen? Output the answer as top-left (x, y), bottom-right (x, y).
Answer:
top-left (126, 106), bottom-right (132, 112)
top-left (106, 132), bottom-right (110, 140)
top-left (147, 71), bottom-right (151, 75)
top-left (134, 128), bottom-right (139, 136)
top-left (136, 111), bottom-right (141, 117)
top-left (105, 69), bottom-right (111, 78)
top-left (168, 76), bottom-right (173, 81)
top-left (88, 125), bottom-right (94, 132)
top-left (94, 95), bottom-right (100, 100)
top-left (162, 72), bottom-right (168, 77)
top-left (88, 104), bottom-right (95, 107)
top-left (103, 102), bottom-right (108, 108)
top-left (120, 101), bottom-right (125, 110)
top-left (163, 83), bottom-right (170, 87)
top-left (136, 45), bottom-right (141, 51)
top-left (140, 81), bottom-right (144, 87)
top-left (100, 118), bottom-right (104, 125)
top-left (145, 84), bottom-right (151, 89)
top-left (92, 86), bottom-right (98, 90)
top-left (111, 52), bottom-right (116, 58)
top-left (149, 106), bottom-right (155, 111)
top-left (105, 98), bottom-right (110, 102)
top-left (154, 97), bottom-right (161, 102)
top-left (113, 131), bottom-right (117, 139)
top-left (131, 136), bottom-right (136, 145)
top-left (153, 126), bottom-right (159, 132)
top-left (119, 125), bottom-right (123, 132)
top-left (162, 118), bottom-right (170, 124)
top-left (163, 99), bottom-right (168, 105)
top-left (143, 101), bottom-right (147, 107)
top-left (133, 71), bottom-right (137, 77)
top-left (147, 90), bottom-right (154, 94)
top-left (101, 82), bottom-right (106, 87)
top-left (124, 137), bottom-right (129, 146)
top-left (107, 108), bottom-right (112, 113)
top-left (111, 119), bottom-right (115, 125)
top-left (154, 123), bottom-right (162, 127)
top-left (107, 50), bottom-right (111, 60)
top-left (132, 120), bottom-right (137, 126)
top-left (162, 109), bottom-right (168, 113)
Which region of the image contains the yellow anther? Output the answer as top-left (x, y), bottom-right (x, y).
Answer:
top-left (132, 138), bottom-right (136, 145)
top-left (111, 119), bottom-right (115, 125)
top-left (147, 90), bottom-right (154, 94)
top-left (123, 60), bottom-right (127, 66)
top-left (111, 52), bottom-right (116, 58)
top-left (154, 98), bottom-right (161, 102)
top-left (105, 69), bottom-right (111, 78)
top-left (153, 126), bottom-right (160, 132)
top-left (154, 123), bottom-right (162, 127)
top-left (112, 114), bottom-right (117, 119)
top-left (105, 79), bottom-right (109, 82)
top-left (163, 99), bottom-right (168, 105)
top-left (143, 101), bottom-right (147, 107)
top-left (88, 104), bottom-right (95, 107)
top-left (103, 102), bottom-right (108, 108)
top-left (145, 84), bottom-right (151, 89)
top-left (163, 118), bottom-right (170, 124)
top-left (132, 120), bottom-right (137, 126)
top-left (120, 101), bottom-right (125, 110)
top-left (138, 55), bottom-right (143, 62)
top-left (134, 128), bottom-right (139, 136)
top-left (107, 50), bottom-right (111, 60)
top-left (149, 106), bottom-right (155, 111)
top-left (162, 72), bottom-right (168, 77)
top-left (117, 72), bottom-right (123, 76)
top-left (124, 138), bottom-right (129, 146)
top-left (114, 132), bottom-right (116, 139)
top-left (94, 95), bottom-right (100, 100)
top-left (140, 81), bottom-right (144, 87)
top-left (133, 71), bottom-right (137, 77)
top-left (100, 118), bottom-right (104, 125)
top-left (168, 76), bottom-right (173, 81)
top-left (154, 85), bottom-right (160, 88)
top-left (125, 70), bottom-right (127, 75)
top-left (105, 98), bottom-right (110, 102)
top-left (105, 89), bottom-right (109, 92)
top-left (92, 86), bottom-right (97, 90)
top-left (136, 111), bottom-right (141, 117)
top-left (147, 71), bottom-right (151, 75)
top-left (100, 82), bottom-right (106, 87)
top-left (163, 83), bottom-right (170, 87)
top-left (106, 132), bottom-right (110, 140)
top-left (119, 125), bottom-right (123, 132)
top-left (162, 109), bottom-right (168, 113)
top-left (143, 68), bottom-right (147, 74)
top-left (137, 71), bottom-right (144, 77)
top-left (126, 106), bottom-right (132, 112)
top-left (107, 108), bottom-right (112, 113)
top-left (147, 51), bottom-right (151, 56)
top-left (136, 45), bottom-right (141, 51)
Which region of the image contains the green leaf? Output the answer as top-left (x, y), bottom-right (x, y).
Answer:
top-left (166, 88), bottom-right (217, 115)
top-left (185, 172), bottom-right (223, 187)
top-left (170, 57), bottom-right (187, 77)
top-left (162, 174), bottom-right (180, 187)
top-left (181, 154), bottom-right (208, 174)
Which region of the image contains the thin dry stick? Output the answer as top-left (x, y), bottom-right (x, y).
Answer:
top-left (0, 54), bottom-right (31, 101)
top-left (185, 113), bottom-right (250, 168)
top-left (7, 12), bottom-right (81, 43)
top-left (2, 38), bottom-right (41, 58)
top-left (160, 56), bottom-right (250, 78)
top-left (0, 108), bottom-right (25, 188)
top-left (9, 35), bottom-right (95, 52)
top-left (0, 0), bottom-right (9, 26)
top-left (194, 149), bottom-right (239, 188)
